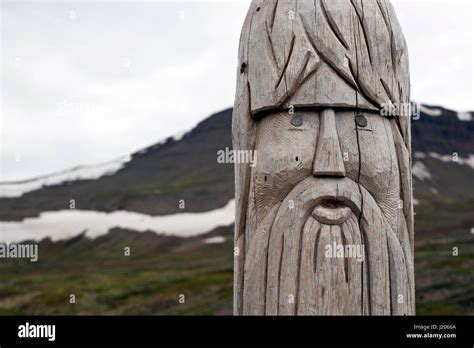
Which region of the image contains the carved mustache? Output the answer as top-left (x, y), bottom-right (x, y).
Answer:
top-left (273, 176), bottom-right (363, 225)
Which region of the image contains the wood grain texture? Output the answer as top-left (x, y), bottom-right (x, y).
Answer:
top-left (232, 0), bottom-right (262, 315)
top-left (313, 109), bottom-right (346, 176)
top-left (233, 0), bottom-right (414, 316)
top-left (242, 0), bottom-right (409, 115)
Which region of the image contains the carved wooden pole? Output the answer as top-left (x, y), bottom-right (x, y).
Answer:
top-left (233, 0), bottom-right (414, 315)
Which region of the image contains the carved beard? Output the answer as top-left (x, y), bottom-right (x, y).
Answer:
top-left (242, 177), bottom-right (414, 316)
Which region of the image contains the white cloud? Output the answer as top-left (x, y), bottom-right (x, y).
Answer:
top-left (1, 1), bottom-right (248, 181)
top-left (392, 0), bottom-right (474, 111)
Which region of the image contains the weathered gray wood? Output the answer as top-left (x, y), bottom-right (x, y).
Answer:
top-left (232, 0), bottom-right (261, 315)
top-left (357, 113), bottom-right (400, 233)
top-left (313, 109), bottom-right (346, 176)
top-left (233, 0), bottom-right (414, 316)
top-left (265, 177), bottom-right (363, 315)
top-left (243, 0), bottom-right (409, 114)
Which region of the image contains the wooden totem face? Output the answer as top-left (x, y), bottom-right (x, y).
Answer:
top-left (233, 0), bottom-right (414, 315)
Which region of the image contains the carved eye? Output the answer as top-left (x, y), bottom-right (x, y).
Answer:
top-left (355, 114), bottom-right (368, 128)
top-left (290, 114), bottom-right (303, 127)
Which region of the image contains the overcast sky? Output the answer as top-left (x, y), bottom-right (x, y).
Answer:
top-left (1, 0), bottom-right (473, 181)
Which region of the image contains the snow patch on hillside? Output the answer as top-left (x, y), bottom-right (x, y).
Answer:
top-left (0, 129), bottom-right (190, 198)
top-left (203, 236), bottom-right (226, 244)
top-left (0, 200), bottom-right (236, 243)
top-left (173, 131), bottom-right (188, 142)
top-left (0, 158), bottom-right (127, 198)
top-left (428, 153), bottom-right (474, 169)
top-left (420, 105), bottom-right (442, 117)
top-left (412, 161), bottom-right (432, 181)
top-left (420, 105), bottom-right (472, 122)
top-left (414, 152), bottom-right (474, 170)
top-left (457, 112), bottom-right (472, 121)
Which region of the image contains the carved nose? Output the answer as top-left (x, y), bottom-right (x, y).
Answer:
top-left (312, 109), bottom-right (346, 177)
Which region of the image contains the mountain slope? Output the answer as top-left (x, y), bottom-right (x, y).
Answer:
top-left (0, 104), bottom-right (472, 226)
top-left (0, 104), bottom-right (473, 316)
top-left (0, 109), bottom-right (234, 221)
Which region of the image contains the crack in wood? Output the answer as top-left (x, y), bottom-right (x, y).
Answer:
top-left (350, 7), bottom-right (383, 110)
top-left (350, 0), bottom-right (373, 66)
top-left (380, 0), bottom-right (398, 76)
top-left (348, 56), bottom-right (380, 110)
top-left (276, 232), bottom-right (284, 315)
top-left (313, 226), bottom-right (322, 274)
top-left (376, 0), bottom-right (397, 86)
top-left (321, 0), bottom-right (350, 50)
top-left (300, 13), bottom-right (358, 91)
top-left (265, 23), bottom-right (280, 74)
top-left (269, 0), bottom-right (279, 33)
top-left (278, 51), bottom-right (315, 107)
top-left (376, 0), bottom-right (391, 33)
top-left (340, 225), bottom-right (349, 283)
top-left (275, 34), bottom-right (296, 89)
top-left (380, 77), bottom-right (395, 104)
top-left (386, 236), bottom-right (393, 314)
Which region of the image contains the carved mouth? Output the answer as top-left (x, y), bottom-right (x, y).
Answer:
top-left (311, 199), bottom-right (352, 225)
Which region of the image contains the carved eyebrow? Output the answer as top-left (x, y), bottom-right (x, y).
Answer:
top-left (253, 106), bottom-right (384, 121)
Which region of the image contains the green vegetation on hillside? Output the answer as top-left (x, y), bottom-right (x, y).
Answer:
top-left (0, 231), bottom-right (234, 315)
top-left (0, 222), bottom-right (472, 315)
